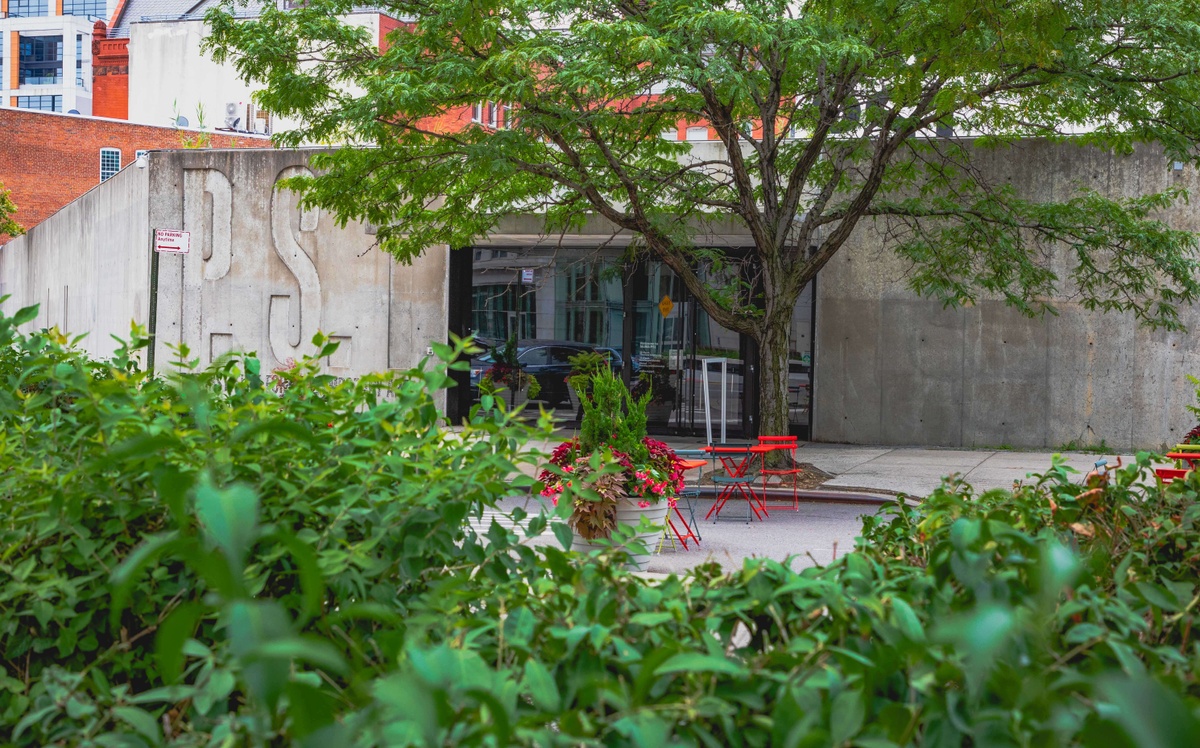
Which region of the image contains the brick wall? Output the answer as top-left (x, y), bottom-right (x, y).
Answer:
top-left (92, 22), bottom-right (130, 120)
top-left (0, 107), bottom-right (272, 242)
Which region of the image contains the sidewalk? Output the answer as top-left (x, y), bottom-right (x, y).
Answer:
top-left (792, 443), bottom-right (1128, 498)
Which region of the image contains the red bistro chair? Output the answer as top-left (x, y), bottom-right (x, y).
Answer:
top-left (757, 435), bottom-right (803, 510)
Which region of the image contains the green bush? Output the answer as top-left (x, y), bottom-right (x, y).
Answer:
top-left (2, 299), bottom-right (1200, 746)
top-left (0, 301), bottom-right (546, 744)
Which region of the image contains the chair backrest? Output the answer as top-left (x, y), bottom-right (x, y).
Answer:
top-left (758, 435), bottom-right (798, 460)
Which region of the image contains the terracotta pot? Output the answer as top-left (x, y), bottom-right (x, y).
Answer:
top-left (571, 497), bottom-right (670, 570)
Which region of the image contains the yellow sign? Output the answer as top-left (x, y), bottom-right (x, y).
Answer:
top-left (658, 295), bottom-right (674, 318)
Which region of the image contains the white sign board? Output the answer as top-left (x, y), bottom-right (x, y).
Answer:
top-left (521, 268), bottom-right (534, 283)
top-left (154, 228), bottom-right (191, 254)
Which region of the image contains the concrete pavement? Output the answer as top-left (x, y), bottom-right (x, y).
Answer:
top-left (493, 439), bottom-right (1141, 575)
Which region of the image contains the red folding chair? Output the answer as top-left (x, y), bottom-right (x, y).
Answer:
top-left (757, 435), bottom-right (803, 510)
top-left (666, 449), bottom-right (708, 549)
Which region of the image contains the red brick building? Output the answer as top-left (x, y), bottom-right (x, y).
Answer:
top-left (0, 106), bottom-right (271, 242)
top-left (92, 21), bottom-right (130, 121)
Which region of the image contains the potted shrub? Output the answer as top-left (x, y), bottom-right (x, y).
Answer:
top-left (538, 365), bottom-right (685, 568)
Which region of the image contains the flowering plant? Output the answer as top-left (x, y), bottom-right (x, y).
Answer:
top-left (537, 366), bottom-right (685, 540)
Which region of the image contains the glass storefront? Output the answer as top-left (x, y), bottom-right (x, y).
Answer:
top-left (458, 245), bottom-right (814, 439)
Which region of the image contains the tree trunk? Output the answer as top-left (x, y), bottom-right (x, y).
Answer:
top-left (756, 307), bottom-right (793, 439)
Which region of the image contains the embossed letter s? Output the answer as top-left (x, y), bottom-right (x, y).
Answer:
top-left (269, 166), bottom-right (323, 366)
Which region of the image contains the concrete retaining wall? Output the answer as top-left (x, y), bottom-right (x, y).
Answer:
top-left (0, 149), bottom-right (449, 385)
top-left (0, 162), bottom-right (151, 358)
top-left (814, 141), bottom-right (1200, 451)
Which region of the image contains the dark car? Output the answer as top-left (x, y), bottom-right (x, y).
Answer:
top-left (469, 339), bottom-right (629, 408)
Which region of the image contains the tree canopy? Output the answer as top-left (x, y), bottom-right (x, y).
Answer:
top-left (208, 0), bottom-right (1200, 433)
top-left (0, 183), bottom-right (23, 239)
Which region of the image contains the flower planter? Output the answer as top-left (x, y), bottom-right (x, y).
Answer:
top-left (571, 498), bottom-right (670, 570)
top-left (645, 402), bottom-right (673, 426)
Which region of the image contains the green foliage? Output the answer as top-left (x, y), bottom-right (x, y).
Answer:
top-left (0, 183), bottom-right (24, 238)
top-left (206, 0), bottom-right (1200, 435)
top-left (0, 302), bottom-right (547, 744)
top-left (578, 365), bottom-right (650, 461)
top-left (4, 300), bottom-right (1200, 745)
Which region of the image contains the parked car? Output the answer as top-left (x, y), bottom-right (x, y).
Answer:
top-left (469, 339), bottom-right (630, 408)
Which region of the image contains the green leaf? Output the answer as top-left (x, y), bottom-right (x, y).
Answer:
top-left (271, 530), bottom-right (326, 623)
top-left (252, 637), bottom-right (348, 676)
top-left (830, 689), bottom-right (865, 745)
top-left (656, 653), bottom-right (748, 677)
top-left (110, 532), bottom-right (183, 627)
top-left (890, 598), bottom-right (924, 642)
top-left (523, 659), bottom-right (560, 712)
top-left (12, 304), bottom-right (38, 326)
top-left (155, 602), bottom-right (202, 683)
top-left (195, 478), bottom-right (259, 573)
top-left (551, 521), bottom-right (574, 550)
top-left (285, 681), bottom-right (337, 739)
top-left (112, 706), bottom-right (161, 744)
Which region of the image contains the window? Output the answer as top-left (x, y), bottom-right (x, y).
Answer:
top-left (517, 347), bottom-right (549, 366)
top-left (16, 95), bottom-right (62, 112)
top-left (470, 101), bottom-right (510, 129)
top-left (471, 284), bottom-right (535, 341)
top-left (100, 148), bottom-right (121, 181)
top-left (8, 0), bottom-right (49, 17)
top-left (19, 35), bottom-right (63, 85)
top-left (75, 35), bottom-right (84, 87)
top-left (685, 126), bottom-right (709, 140)
top-left (62, 0), bottom-right (106, 17)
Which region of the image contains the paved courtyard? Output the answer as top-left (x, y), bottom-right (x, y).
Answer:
top-left (490, 439), bottom-right (1145, 575)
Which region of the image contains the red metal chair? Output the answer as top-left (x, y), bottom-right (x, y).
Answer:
top-left (757, 435), bottom-right (803, 510)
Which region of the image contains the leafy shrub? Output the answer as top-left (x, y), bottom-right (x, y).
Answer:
top-left (0, 302), bottom-right (545, 744)
top-left (3, 299), bottom-right (1200, 746)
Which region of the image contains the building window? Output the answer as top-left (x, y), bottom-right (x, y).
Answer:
top-left (62, 0), bottom-right (106, 17)
top-left (100, 148), bottom-right (122, 181)
top-left (470, 101), bottom-right (510, 129)
top-left (75, 35), bottom-right (84, 87)
top-left (16, 95), bottom-right (62, 112)
top-left (19, 35), bottom-right (63, 85)
top-left (472, 284), bottom-right (536, 342)
top-left (8, 0), bottom-right (49, 17)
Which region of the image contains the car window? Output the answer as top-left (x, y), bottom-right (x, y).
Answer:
top-left (518, 347), bottom-right (549, 365)
top-left (549, 347), bottom-right (581, 365)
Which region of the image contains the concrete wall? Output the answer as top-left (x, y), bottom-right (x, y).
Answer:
top-left (814, 141), bottom-right (1200, 451)
top-left (0, 148), bottom-right (449, 385)
top-left (0, 160), bottom-right (150, 358)
top-left (127, 15), bottom-right (382, 134)
top-left (148, 149), bottom-right (448, 376)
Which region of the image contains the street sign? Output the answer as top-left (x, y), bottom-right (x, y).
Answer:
top-left (658, 294), bottom-right (674, 318)
top-left (154, 228), bottom-right (191, 254)
top-left (521, 268), bottom-right (534, 283)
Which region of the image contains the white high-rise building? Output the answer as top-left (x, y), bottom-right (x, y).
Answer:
top-left (0, 0), bottom-right (116, 114)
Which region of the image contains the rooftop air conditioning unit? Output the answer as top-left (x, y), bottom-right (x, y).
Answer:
top-left (224, 102), bottom-right (241, 130)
